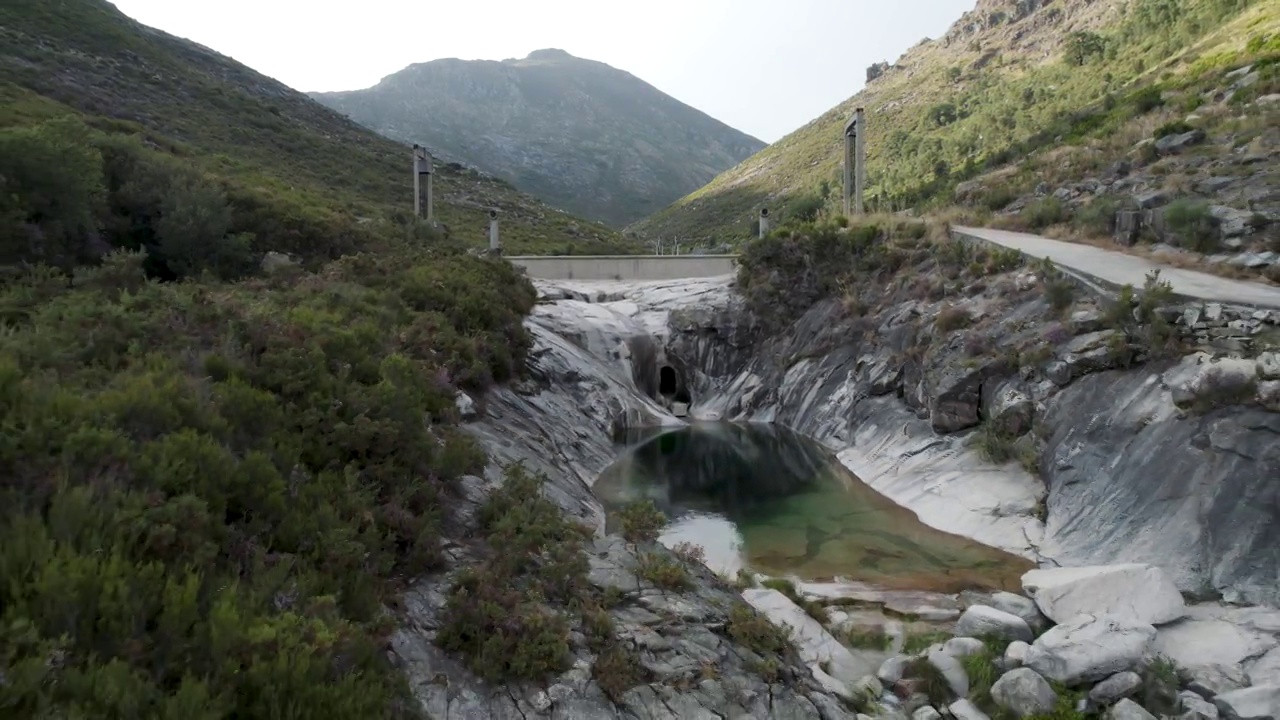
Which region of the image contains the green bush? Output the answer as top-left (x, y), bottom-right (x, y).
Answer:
top-left (935, 305), bottom-right (972, 332)
top-left (636, 551), bottom-right (692, 590)
top-left (0, 233), bottom-right (537, 716)
top-left (1153, 120), bottom-right (1194, 138)
top-left (1163, 199), bottom-right (1218, 252)
top-left (616, 499), bottom-right (668, 543)
top-left (1022, 197), bottom-right (1068, 230)
top-left (726, 604), bottom-right (793, 657)
top-left (436, 464), bottom-right (589, 682)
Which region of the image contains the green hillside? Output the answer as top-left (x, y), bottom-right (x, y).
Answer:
top-left (630, 0), bottom-right (1279, 244)
top-left (0, 0), bottom-right (634, 257)
top-left (0, 1), bottom-right (635, 717)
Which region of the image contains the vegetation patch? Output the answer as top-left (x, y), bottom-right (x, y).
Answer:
top-left (616, 499), bottom-right (668, 543)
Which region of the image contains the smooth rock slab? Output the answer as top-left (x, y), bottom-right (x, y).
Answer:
top-left (1155, 619), bottom-right (1280, 670)
top-left (1214, 685), bottom-right (1280, 720)
top-left (743, 588), bottom-right (878, 682)
top-left (1022, 565), bottom-right (1186, 625)
top-left (992, 667), bottom-right (1058, 717)
top-left (1247, 648), bottom-right (1280, 687)
top-left (955, 605), bottom-right (1034, 643)
top-left (1024, 613), bottom-right (1156, 685)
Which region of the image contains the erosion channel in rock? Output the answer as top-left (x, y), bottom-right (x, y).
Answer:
top-left (593, 421), bottom-right (1033, 592)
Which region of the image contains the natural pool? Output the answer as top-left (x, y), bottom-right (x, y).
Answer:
top-left (593, 422), bottom-right (1032, 593)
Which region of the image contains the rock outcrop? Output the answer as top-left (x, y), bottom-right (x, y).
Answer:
top-left (389, 266), bottom-right (1278, 717)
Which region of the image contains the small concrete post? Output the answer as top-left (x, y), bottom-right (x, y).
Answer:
top-left (758, 208), bottom-right (770, 239)
top-left (854, 107), bottom-right (866, 215)
top-left (488, 209), bottom-right (501, 254)
top-left (843, 108), bottom-right (867, 216)
top-left (413, 144), bottom-right (435, 222)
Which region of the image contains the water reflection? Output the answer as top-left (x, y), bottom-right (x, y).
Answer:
top-left (594, 423), bottom-right (1031, 592)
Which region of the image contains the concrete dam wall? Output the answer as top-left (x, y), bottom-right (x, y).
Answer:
top-left (506, 254), bottom-right (739, 281)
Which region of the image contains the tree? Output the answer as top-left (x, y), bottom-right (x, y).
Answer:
top-left (0, 118), bottom-right (106, 267)
top-left (1066, 31), bottom-right (1106, 66)
top-left (929, 102), bottom-right (959, 127)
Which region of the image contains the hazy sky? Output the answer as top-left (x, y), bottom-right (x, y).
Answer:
top-left (110, 0), bottom-right (974, 143)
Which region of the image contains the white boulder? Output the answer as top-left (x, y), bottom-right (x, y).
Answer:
top-left (1024, 613), bottom-right (1157, 685)
top-left (950, 698), bottom-right (991, 720)
top-left (1108, 698), bottom-right (1157, 720)
top-left (1005, 641), bottom-right (1030, 667)
top-left (743, 588), bottom-right (878, 683)
top-left (955, 605), bottom-right (1034, 643)
top-left (1022, 564), bottom-right (1185, 625)
top-left (1090, 671), bottom-right (1143, 705)
top-left (992, 667), bottom-right (1058, 717)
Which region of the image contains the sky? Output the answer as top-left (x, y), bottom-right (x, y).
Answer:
top-left (109, 0), bottom-right (975, 143)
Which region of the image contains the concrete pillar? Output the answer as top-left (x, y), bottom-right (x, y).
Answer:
top-left (854, 107), bottom-right (866, 215)
top-left (758, 208), bottom-right (770, 239)
top-left (843, 108), bottom-right (866, 216)
top-left (488, 209), bottom-right (501, 253)
top-left (413, 144), bottom-right (435, 222)
top-left (843, 123), bottom-right (854, 217)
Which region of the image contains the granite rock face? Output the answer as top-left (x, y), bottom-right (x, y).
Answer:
top-left (386, 273), bottom-right (1280, 717)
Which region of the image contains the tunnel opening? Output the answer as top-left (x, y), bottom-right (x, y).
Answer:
top-left (659, 366), bottom-right (678, 396)
top-left (657, 364), bottom-right (692, 416)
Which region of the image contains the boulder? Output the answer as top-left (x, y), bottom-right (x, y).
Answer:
top-left (955, 605), bottom-right (1034, 644)
top-left (1258, 353), bottom-right (1280, 381)
top-left (992, 667), bottom-right (1058, 717)
top-left (1135, 190), bottom-right (1172, 209)
top-left (950, 698), bottom-right (992, 720)
top-left (1024, 614), bottom-right (1156, 685)
top-left (1214, 686), bottom-right (1280, 720)
top-left (943, 637), bottom-right (988, 657)
top-left (1109, 698), bottom-right (1158, 720)
top-left (982, 592), bottom-right (1050, 634)
top-left (927, 648), bottom-right (970, 698)
top-left (1021, 565), bottom-right (1186, 625)
top-left (1090, 671), bottom-right (1144, 705)
top-left (1182, 690), bottom-right (1222, 720)
top-left (914, 707), bottom-right (943, 720)
top-left (983, 381), bottom-right (1035, 437)
top-left (1115, 210), bottom-right (1142, 246)
top-left (1006, 641), bottom-right (1031, 668)
top-left (880, 655), bottom-right (911, 684)
top-left (1155, 129), bottom-right (1207, 154)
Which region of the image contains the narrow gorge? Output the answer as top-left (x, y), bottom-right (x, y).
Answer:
top-left (389, 234), bottom-right (1280, 719)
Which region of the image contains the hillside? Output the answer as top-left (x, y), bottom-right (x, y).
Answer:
top-left (631, 0), bottom-right (1279, 252)
top-left (0, 0), bottom-right (634, 256)
top-left (311, 49), bottom-right (766, 227)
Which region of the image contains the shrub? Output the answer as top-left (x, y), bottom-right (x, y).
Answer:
top-left (845, 626), bottom-right (890, 650)
top-left (616, 500), bottom-right (668, 543)
top-left (636, 551), bottom-right (692, 590)
top-left (1163, 199), bottom-right (1218, 252)
top-left (1072, 197), bottom-right (1121, 237)
top-left (726, 604), bottom-right (792, 657)
top-left (906, 656), bottom-right (954, 705)
top-left (1153, 120), bottom-right (1194, 139)
top-left (1022, 197), bottom-right (1068, 230)
top-left (437, 464), bottom-right (588, 682)
top-left (936, 305), bottom-right (972, 332)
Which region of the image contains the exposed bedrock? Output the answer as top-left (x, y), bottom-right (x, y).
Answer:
top-left (505, 275), bottom-right (1279, 607)
top-left (394, 273), bottom-right (1278, 717)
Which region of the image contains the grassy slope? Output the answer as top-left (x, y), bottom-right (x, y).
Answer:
top-left (0, 0), bottom-right (636, 255)
top-left (630, 0), bottom-right (1275, 244)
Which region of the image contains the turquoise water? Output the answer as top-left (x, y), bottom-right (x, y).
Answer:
top-left (593, 423), bottom-right (1030, 592)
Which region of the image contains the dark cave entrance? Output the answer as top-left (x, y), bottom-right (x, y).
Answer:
top-left (659, 365), bottom-right (692, 406)
top-left (659, 366), bottom-right (678, 396)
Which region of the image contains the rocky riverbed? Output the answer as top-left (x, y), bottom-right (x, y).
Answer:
top-left (390, 266), bottom-right (1279, 718)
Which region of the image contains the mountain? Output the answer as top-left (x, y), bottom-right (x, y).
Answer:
top-left (0, 0), bottom-right (633, 256)
top-left (311, 49), bottom-right (767, 228)
top-left (630, 0), bottom-right (1278, 245)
